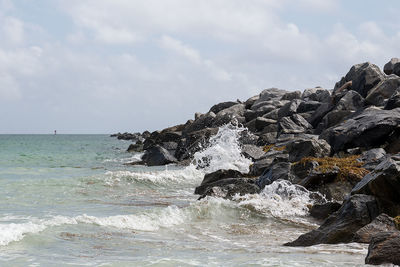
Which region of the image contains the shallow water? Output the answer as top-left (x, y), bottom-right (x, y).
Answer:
top-left (0, 130), bottom-right (368, 266)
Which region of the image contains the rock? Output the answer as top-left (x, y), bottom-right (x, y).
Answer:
top-left (199, 169), bottom-right (245, 187)
top-left (366, 75), bottom-right (400, 106)
top-left (309, 202), bottom-right (342, 220)
top-left (296, 101), bottom-right (322, 113)
top-left (216, 104), bottom-right (246, 117)
top-left (320, 108), bottom-right (400, 153)
top-left (284, 194), bottom-right (379, 246)
top-left (352, 157), bottom-right (400, 216)
top-left (244, 110), bottom-right (257, 122)
top-left (353, 214), bottom-right (397, 243)
top-left (241, 144), bottom-right (265, 161)
top-left (385, 89), bottom-right (400, 110)
top-left (251, 101), bottom-right (276, 112)
top-left (141, 145), bottom-right (177, 166)
top-left (253, 88), bottom-right (288, 105)
top-left (334, 90), bottom-right (365, 111)
top-left (127, 143), bottom-right (144, 152)
top-left (263, 109), bottom-right (279, 120)
top-left (256, 132), bottom-right (277, 146)
top-left (278, 114), bottom-right (312, 135)
top-left (183, 112), bottom-right (216, 134)
top-left (255, 117), bottom-right (276, 131)
top-left (302, 87), bottom-right (331, 103)
top-left (281, 91), bottom-right (301, 101)
top-left (175, 128), bottom-right (219, 160)
top-left (334, 62), bottom-right (385, 98)
top-left (278, 99), bottom-right (302, 118)
top-left (394, 62), bottom-right (400, 76)
top-left (291, 159), bottom-right (319, 180)
top-left (111, 132), bottom-right (144, 141)
top-left (196, 178), bottom-right (260, 199)
top-left (249, 152), bottom-right (289, 176)
top-left (383, 58), bottom-right (400, 75)
top-left (286, 138), bottom-right (331, 162)
top-left (256, 162), bottom-right (294, 189)
top-left (244, 95), bottom-right (259, 109)
top-left (359, 148), bottom-right (387, 170)
top-left (308, 102), bottom-right (332, 128)
top-left (365, 231), bottom-right (400, 265)
top-left (209, 101), bottom-right (238, 114)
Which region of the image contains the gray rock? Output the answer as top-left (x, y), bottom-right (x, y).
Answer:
top-left (255, 117), bottom-right (276, 131)
top-left (286, 138), bottom-right (331, 162)
top-left (216, 104), bottom-right (246, 117)
top-left (302, 87), bottom-right (331, 103)
top-left (255, 88), bottom-right (288, 103)
top-left (308, 102), bottom-right (332, 128)
top-left (142, 145), bottom-right (177, 166)
top-left (278, 99), bottom-right (302, 118)
top-left (353, 213), bottom-right (397, 243)
top-left (184, 112), bottom-right (216, 134)
top-left (384, 89), bottom-right (400, 110)
top-left (309, 202), bottom-right (342, 220)
top-left (244, 95), bottom-right (259, 109)
top-left (278, 114), bottom-right (312, 135)
top-left (284, 194), bottom-right (379, 246)
top-left (281, 90), bottom-right (301, 101)
top-left (199, 169), bottom-right (245, 187)
top-left (383, 58), bottom-right (400, 75)
top-left (241, 144), bottom-right (265, 161)
top-left (249, 153), bottom-right (289, 176)
top-left (209, 101), bottom-right (238, 114)
top-left (291, 159), bottom-right (319, 180)
top-left (256, 132), bottom-right (277, 146)
top-left (256, 162), bottom-right (294, 189)
top-left (359, 148), bottom-right (387, 170)
top-left (394, 62), bottom-right (400, 76)
top-left (297, 101), bottom-right (322, 113)
top-left (263, 109), bottom-right (279, 120)
top-left (334, 62), bottom-right (385, 97)
top-left (196, 178), bottom-right (260, 199)
top-left (320, 108), bottom-right (400, 153)
top-left (366, 75), bottom-right (400, 106)
top-left (365, 231), bottom-right (400, 265)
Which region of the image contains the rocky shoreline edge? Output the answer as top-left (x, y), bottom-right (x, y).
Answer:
top-left (113, 59), bottom-right (400, 265)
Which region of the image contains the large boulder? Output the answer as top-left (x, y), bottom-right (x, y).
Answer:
top-left (209, 101), bottom-right (238, 114)
top-left (198, 169), bottom-right (245, 188)
top-left (320, 107), bottom-right (400, 153)
top-left (286, 138), bottom-right (331, 162)
top-left (365, 231), bottom-right (400, 265)
top-left (256, 162), bottom-right (294, 189)
top-left (334, 62), bottom-right (385, 98)
top-left (301, 87), bottom-right (331, 103)
top-left (352, 157), bottom-right (400, 216)
top-left (365, 75), bottom-right (400, 106)
top-left (183, 112), bottom-right (216, 134)
top-left (255, 117), bottom-right (277, 132)
top-left (384, 58), bottom-right (400, 75)
top-left (196, 178), bottom-right (260, 199)
top-left (278, 114), bottom-right (312, 135)
top-left (384, 89), bottom-right (400, 110)
top-left (278, 99), bottom-right (302, 118)
top-left (284, 194), bottom-right (379, 246)
top-left (141, 145), bottom-right (177, 166)
top-left (353, 213), bottom-right (397, 243)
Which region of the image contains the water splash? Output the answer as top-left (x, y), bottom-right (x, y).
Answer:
top-left (191, 124), bottom-right (252, 174)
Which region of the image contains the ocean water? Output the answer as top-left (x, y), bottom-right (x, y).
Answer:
top-left (0, 128), bottom-right (368, 266)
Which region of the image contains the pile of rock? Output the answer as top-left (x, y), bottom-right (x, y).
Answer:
top-left (115, 59), bottom-right (400, 265)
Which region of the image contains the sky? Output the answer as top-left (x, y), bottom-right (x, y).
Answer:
top-left (0, 0), bottom-right (399, 134)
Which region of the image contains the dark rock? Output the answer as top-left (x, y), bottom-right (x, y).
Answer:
top-left (302, 87), bottom-right (331, 103)
top-left (209, 101), bottom-right (238, 114)
top-left (183, 112), bottom-right (216, 134)
top-left (196, 178), bottom-right (260, 199)
top-left (251, 101), bottom-right (276, 112)
top-left (127, 143), bottom-right (144, 152)
top-left (216, 104), bottom-right (246, 117)
top-left (244, 110), bottom-right (257, 122)
top-left (256, 132), bottom-right (277, 146)
top-left (296, 101), bottom-right (322, 113)
top-left (308, 102), bottom-right (332, 128)
top-left (286, 138), bottom-right (331, 162)
top-left (244, 95), bottom-right (259, 109)
top-left (384, 58), bottom-right (400, 75)
top-left (394, 62), bottom-right (400, 76)
top-left (353, 213), bottom-right (397, 243)
top-left (255, 117), bottom-right (276, 131)
top-left (256, 162), bottom-right (294, 189)
top-left (175, 128), bottom-right (219, 160)
top-left (263, 109), bottom-right (279, 120)
top-left (281, 91), bottom-right (301, 101)
top-left (334, 62), bottom-right (385, 98)
top-left (384, 89), bottom-right (400, 110)
top-left (253, 88), bottom-right (288, 105)
top-left (199, 169), bottom-right (245, 187)
top-left (359, 148), bottom-right (387, 170)
top-left (141, 145), bottom-right (177, 166)
top-left (244, 119), bottom-right (257, 132)
top-left (284, 194), bottom-right (379, 246)
top-left (241, 144), bottom-right (265, 161)
top-left (278, 114), bottom-right (312, 135)
top-left (309, 202), bottom-right (342, 220)
top-left (291, 159), bottom-right (319, 180)
top-left (352, 157), bottom-right (400, 216)
top-left (320, 108), bottom-right (400, 153)
top-left (278, 99), bottom-right (302, 118)
top-left (249, 152), bottom-right (289, 176)
top-left (366, 75), bottom-right (400, 106)
top-left (365, 231), bottom-right (400, 265)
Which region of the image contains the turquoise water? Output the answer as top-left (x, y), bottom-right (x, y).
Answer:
top-left (0, 134), bottom-right (368, 266)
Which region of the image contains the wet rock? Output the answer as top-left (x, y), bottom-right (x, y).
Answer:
top-left (291, 159), bottom-right (319, 180)
top-left (365, 75), bottom-right (400, 106)
top-left (320, 108), bottom-right (400, 153)
top-left (196, 178), bottom-right (260, 199)
top-left (175, 128), bottom-right (219, 160)
top-left (141, 145), bottom-right (177, 166)
top-left (365, 231), bottom-right (400, 265)
top-left (284, 194), bottom-right (379, 246)
top-left (353, 213), bottom-right (397, 243)
top-left (278, 114), bottom-right (312, 135)
top-left (127, 142), bottom-right (144, 152)
top-left (334, 62), bottom-right (385, 98)
top-left (384, 58), bottom-right (400, 75)
top-left (241, 144), bottom-right (265, 161)
top-left (199, 169), bottom-right (245, 187)
top-left (352, 157), bottom-right (400, 216)
top-left (309, 202), bottom-right (342, 220)
top-left (256, 162), bottom-right (294, 189)
top-left (209, 101), bottom-right (238, 114)
top-left (249, 152), bottom-right (289, 176)
top-left (286, 138), bottom-right (331, 162)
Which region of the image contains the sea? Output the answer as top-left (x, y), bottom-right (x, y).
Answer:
top-left (0, 125), bottom-right (368, 266)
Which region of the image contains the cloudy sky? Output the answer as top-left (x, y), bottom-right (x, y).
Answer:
top-left (1, 0), bottom-right (399, 133)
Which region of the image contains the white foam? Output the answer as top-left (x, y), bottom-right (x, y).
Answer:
top-left (191, 124), bottom-right (253, 173)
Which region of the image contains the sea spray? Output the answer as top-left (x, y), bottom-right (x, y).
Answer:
top-left (191, 123), bottom-right (253, 173)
